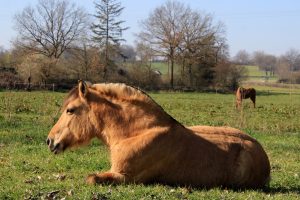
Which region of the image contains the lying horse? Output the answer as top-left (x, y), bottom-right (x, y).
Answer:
top-left (47, 81), bottom-right (270, 188)
top-left (236, 87), bottom-right (256, 108)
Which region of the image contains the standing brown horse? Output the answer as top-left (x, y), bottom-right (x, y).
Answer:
top-left (236, 87), bottom-right (256, 109)
top-left (47, 81), bottom-right (270, 188)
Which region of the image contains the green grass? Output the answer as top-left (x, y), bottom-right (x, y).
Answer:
top-left (133, 62), bottom-right (279, 84)
top-left (147, 63), bottom-right (269, 78)
top-left (243, 65), bottom-right (265, 77)
top-left (242, 65), bottom-right (279, 83)
top-left (151, 62), bottom-right (169, 75)
top-left (151, 62), bottom-right (181, 76)
top-left (1, 89), bottom-right (300, 199)
top-left (243, 84), bottom-right (300, 94)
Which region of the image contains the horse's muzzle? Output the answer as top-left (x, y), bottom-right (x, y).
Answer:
top-left (47, 137), bottom-right (62, 154)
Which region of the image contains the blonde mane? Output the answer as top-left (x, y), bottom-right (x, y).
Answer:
top-left (91, 83), bottom-right (151, 102)
top-left (62, 83), bottom-right (182, 127)
top-left (65, 83), bottom-right (160, 110)
top-left (63, 83), bottom-right (150, 108)
top-left (91, 83), bottom-right (182, 124)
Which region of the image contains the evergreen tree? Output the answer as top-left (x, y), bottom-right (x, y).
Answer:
top-left (91, 0), bottom-right (128, 79)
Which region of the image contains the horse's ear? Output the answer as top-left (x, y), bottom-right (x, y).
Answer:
top-left (78, 80), bottom-right (88, 99)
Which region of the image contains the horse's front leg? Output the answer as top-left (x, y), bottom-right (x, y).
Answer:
top-left (86, 171), bottom-right (126, 185)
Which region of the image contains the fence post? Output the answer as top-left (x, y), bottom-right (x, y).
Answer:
top-left (52, 83), bottom-right (55, 92)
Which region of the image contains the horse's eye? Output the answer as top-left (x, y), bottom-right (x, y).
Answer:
top-left (66, 108), bottom-right (75, 114)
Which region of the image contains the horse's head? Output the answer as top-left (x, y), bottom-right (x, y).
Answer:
top-left (47, 81), bottom-right (98, 154)
top-left (239, 87), bottom-right (244, 94)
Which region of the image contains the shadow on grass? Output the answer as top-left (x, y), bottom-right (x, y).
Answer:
top-left (121, 181), bottom-right (300, 195)
top-left (213, 186), bottom-right (300, 195)
top-left (262, 186), bottom-right (300, 195)
top-left (200, 185), bottom-right (300, 195)
top-left (165, 182), bottom-right (300, 195)
top-left (228, 185), bottom-right (300, 195)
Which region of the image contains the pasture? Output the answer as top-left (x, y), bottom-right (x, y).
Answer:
top-left (242, 65), bottom-right (278, 83)
top-left (0, 89), bottom-right (300, 199)
top-left (132, 62), bottom-right (279, 85)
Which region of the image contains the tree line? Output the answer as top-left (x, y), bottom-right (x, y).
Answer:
top-left (1, 0), bottom-right (299, 91)
top-left (233, 49), bottom-right (300, 83)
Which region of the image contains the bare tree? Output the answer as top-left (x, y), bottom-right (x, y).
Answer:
top-left (265, 54), bottom-right (277, 76)
top-left (233, 50), bottom-right (251, 65)
top-left (69, 41), bottom-right (95, 80)
top-left (252, 51), bottom-right (277, 76)
top-left (138, 1), bottom-right (226, 89)
top-left (179, 10), bottom-right (226, 87)
top-left (214, 61), bottom-right (246, 90)
top-left (91, 0), bottom-right (129, 79)
top-left (252, 51), bottom-right (265, 71)
top-left (276, 49), bottom-right (300, 83)
top-left (14, 0), bottom-right (88, 59)
top-left (276, 56), bottom-right (291, 82)
top-left (135, 42), bottom-right (154, 67)
top-left (283, 48), bottom-right (300, 71)
top-left (135, 42), bottom-right (155, 81)
top-left (138, 1), bottom-right (189, 89)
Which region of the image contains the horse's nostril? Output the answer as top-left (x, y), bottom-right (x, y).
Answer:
top-left (50, 142), bottom-right (61, 154)
top-left (54, 143), bottom-right (60, 149)
top-left (47, 138), bottom-right (54, 147)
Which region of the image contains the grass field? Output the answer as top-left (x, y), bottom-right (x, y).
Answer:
top-left (243, 65), bottom-right (265, 77)
top-left (128, 61), bottom-right (280, 85)
top-left (0, 89), bottom-right (300, 199)
top-left (151, 62), bottom-right (181, 77)
top-left (242, 65), bottom-right (278, 83)
top-left (151, 62), bottom-right (169, 75)
top-left (143, 62), bottom-right (279, 84)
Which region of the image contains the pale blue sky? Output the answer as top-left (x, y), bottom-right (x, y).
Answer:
top-left (1, 0), bottom-right (300, 57)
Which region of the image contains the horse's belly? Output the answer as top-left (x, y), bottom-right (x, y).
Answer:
top-left (161, 137), bottom-right (241, 186)
top-left (160, 127), bottom-right (270, 187)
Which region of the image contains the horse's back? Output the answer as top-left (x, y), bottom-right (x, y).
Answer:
top-left (189, 125), bottom-right (254, 141)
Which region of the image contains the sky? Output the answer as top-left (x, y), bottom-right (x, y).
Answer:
top-left (1, 0), bottom-right (300, 57)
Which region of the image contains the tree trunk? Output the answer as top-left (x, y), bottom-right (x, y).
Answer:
top-left (188, 64), bottom-right (193, 88)
top-left (170, 47), bottom-right (174, 89)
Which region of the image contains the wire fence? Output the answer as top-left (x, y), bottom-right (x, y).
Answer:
top-left (0, 82), bottom-right (76, 91)
top-left (1, 80), bottom-right (300, 96)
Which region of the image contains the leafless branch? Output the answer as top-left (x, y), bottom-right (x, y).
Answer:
top-left (13, 0), bottom-right (89, 59)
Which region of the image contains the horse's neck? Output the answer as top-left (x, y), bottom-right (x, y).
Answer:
top-left (100, 102), bottom-right (176, 146)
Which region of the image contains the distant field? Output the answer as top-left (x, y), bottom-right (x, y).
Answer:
top-left (241, 65), bottom-right (300, 93)
top-left (0, 89), bottom-right (300, 199)
top-left (243, 65), bottom-right (265, 76)
top-left (145, 63), bottom-right (279, 83)
top-left (151, 62), bottom-right (169, 75)
top-left (242, 83), bottom-right (300, 94)
top-left (242, 65), bottom-right (279, 83)
top-left (151, 62), bottom-right (182, 76)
